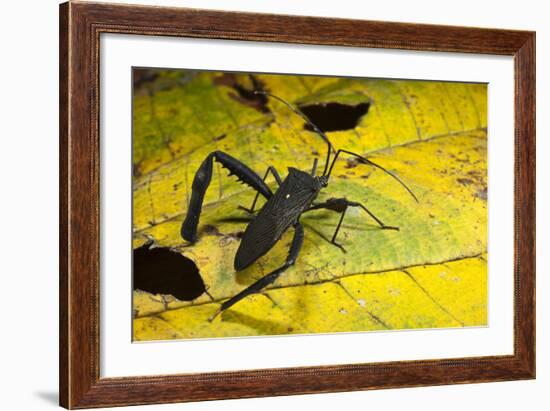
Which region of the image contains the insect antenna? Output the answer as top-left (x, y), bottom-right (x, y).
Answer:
top-left (327, 149), bottom-right (419, 202)
top-left (254, 91), bottom-right (335, 176)
top-left (311, 157), bottom-right (319, 176)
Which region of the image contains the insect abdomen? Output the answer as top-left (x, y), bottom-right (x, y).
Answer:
top-left (234, 168), bottom-right (320, 270)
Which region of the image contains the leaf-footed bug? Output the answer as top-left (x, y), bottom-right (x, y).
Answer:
top-left (181, 91), bottom-right (418, 321)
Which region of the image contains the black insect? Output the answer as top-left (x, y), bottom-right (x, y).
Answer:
top-left (181, 92), bottom-right (418, 321)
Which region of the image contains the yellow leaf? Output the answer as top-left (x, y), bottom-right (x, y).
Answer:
top-left (132, 70), bottom-right (487, 340)
top-left (133, 254), bottom-right (486, 340)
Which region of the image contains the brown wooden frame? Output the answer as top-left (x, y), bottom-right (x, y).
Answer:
top-left (59, 1), bottom-right (535, 408)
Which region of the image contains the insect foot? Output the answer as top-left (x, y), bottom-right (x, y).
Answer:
top-left (382, 225), bottom-right (400, 231)
top-left (208, 307), bottom-right (223, 322)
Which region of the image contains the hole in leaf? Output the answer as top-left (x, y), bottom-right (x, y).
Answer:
top-left (133, 243), bottom-right (205, 301)
top-left (298, 102), bottom-right (370, 132)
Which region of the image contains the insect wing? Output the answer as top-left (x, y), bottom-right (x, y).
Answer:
top-left (234, 170), bottom-right (317, 270)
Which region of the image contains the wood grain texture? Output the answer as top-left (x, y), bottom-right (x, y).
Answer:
top-left (59, 1), bottom-right (535, 408)
top-left (59, 2), bottom-right (69, 407)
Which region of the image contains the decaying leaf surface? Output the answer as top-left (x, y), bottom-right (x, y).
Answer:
top-left (132, 70), bottom-right (487, 340)
top-left (134, 254), bottom-right (486, 340)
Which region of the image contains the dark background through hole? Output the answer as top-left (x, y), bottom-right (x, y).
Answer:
top-left (133, 244), bottom-right (205, 301)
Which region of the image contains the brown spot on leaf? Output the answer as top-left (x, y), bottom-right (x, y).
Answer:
top-left (214, 73), bottom-right (270, 113)
top-left (457, 178), bottom-right (475, 186)
top-left (475, 187), bottom-right (488, 200)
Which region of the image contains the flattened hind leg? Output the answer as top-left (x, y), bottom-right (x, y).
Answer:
top-left (181, 151), bottom-right (273, 243)
top-left (209, 223), bottom-right (304, 321)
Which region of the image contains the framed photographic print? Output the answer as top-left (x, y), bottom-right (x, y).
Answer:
top-left (59, 1), bottom-right (535, 408)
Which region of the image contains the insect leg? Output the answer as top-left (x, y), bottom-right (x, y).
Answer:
top-left (209, 223), bottom-right (304, 321)
top-left (307, 198), bottom-right (398, 250)
top-left (352, 201), bottom-right (400, 231)
top-left (181, 151), bottom-right (273, 243)
top-left (238, 166), bottom-right (283, 214)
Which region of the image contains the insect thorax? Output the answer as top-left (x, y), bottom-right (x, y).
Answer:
top-left (286, 167), bottom-right (325, 191)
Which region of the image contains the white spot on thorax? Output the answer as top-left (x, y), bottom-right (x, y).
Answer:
top-left (285, 194), bottom-right (290, 199)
